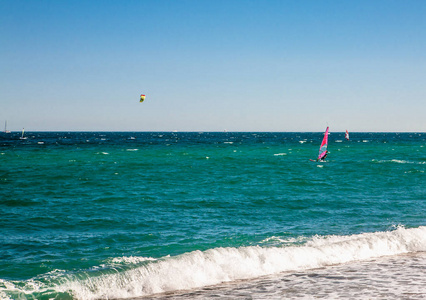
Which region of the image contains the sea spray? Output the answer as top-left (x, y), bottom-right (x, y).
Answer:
top-left (66, 227), bottom-right (426, 299)
top-left (76, 227), bottom-right (426, 299)
top-left (2, 227), bottom-right (425, 299)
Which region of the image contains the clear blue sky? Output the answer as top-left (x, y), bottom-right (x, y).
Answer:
top-left (1, 0), bottom-right (425, 132)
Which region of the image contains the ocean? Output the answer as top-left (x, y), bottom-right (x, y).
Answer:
top-left (0, 131), bottom-right (425, 299)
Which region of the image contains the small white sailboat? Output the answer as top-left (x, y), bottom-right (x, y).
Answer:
top-left (20, 128), bottom-right (27, 140)
top-left (4, 121), bottom-right (11, 133)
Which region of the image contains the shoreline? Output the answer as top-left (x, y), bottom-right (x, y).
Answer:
top-left (142, 252), bottom-right (426, 299)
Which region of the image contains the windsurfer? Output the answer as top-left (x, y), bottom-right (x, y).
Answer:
top-left (310, 126), bottom-right (329, 162)
top-left (318, 151), bottom-right (328, 161)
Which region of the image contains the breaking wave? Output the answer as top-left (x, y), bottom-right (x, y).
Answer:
top-left (1, 226), bottom-right (426, 300)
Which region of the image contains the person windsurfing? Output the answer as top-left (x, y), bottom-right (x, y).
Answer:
top-left (310, 126), bottom-right (329, 162)
top-left (318, 150), bottom-right (328, 161)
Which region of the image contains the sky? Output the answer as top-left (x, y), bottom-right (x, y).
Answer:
top-left (1, 0), bottom-right (425, 132)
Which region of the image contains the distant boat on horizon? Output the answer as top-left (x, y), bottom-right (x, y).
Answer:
top-left (4, 121), bottom-right (11, 133)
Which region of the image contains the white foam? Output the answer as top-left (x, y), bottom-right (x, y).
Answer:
top-left (162, 252), bottom-right (426, 299)
top-left (64, 226), bottom-right (426, 299)
top-left (3, 227), bottom-right (426, 299)
top-left (110, 256), bottom-right (158, 264)
top-left (259, 236), bottom-right (309, 246)
top-left (273, 153), bottom-right (287, 156)
top-left (373, 159), bottom-right (426, 165)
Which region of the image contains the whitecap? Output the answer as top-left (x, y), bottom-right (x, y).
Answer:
top-left (3, 227), bottom-right (426, 300)
top-left (64, 227), bottom-right (426, 299)
top-left (110, 256), bottom-right (157, 264)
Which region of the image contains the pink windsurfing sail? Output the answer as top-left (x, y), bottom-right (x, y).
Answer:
top-left (345, 129), bottom-right (349, 140)
top-left (318, 126), bottom-right (329, 160)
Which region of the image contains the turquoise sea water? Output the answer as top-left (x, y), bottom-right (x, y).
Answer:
top-left (0, 132), bottom-right (425, 299)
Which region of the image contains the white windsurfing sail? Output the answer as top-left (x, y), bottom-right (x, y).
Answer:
top-left (20, 128), bottom-right (27, 140)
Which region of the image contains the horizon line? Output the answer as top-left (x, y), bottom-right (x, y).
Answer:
top-left (2, 130), bottom-right (425, 133)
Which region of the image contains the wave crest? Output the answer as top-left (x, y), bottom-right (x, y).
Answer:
top-left (2, 226), bottom-right (426, 299)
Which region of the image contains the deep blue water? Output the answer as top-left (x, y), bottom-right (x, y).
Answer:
top-left (0, 132), bottom-right (425, 299)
